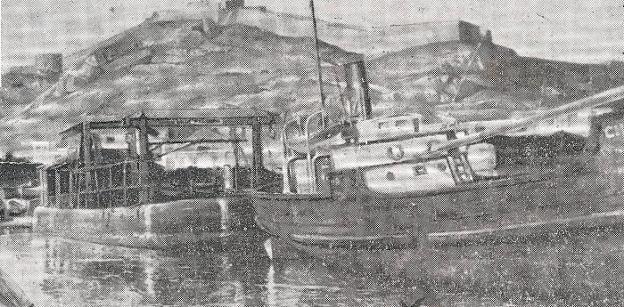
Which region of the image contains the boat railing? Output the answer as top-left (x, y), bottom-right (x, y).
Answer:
top-left (283, 155), bottom-right (306, 193)
top-left (304, 111), bottom-right (327, 193)
top-left (281, 111), bottom-right (330, 194)
top-left (45, 160), bottom-right (153, 209)
top-left (282, 118), bottom-right (302, 193)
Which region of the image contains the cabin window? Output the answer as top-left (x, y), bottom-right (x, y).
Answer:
top-left (378, 121), bottom-right (391, 129)
top-left (395, 120), bottom-right (409, 127)
top-left (105, 136), bottom-right (115, 143)
top-left (364, 160), bottom-right (456, 193)
top-left (412, 164), bottom-right (427, 176)
top-left (197, 146), bottom-right (209, 151)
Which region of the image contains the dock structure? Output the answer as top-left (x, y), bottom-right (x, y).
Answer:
top-left (53, 108), bottom-right (277, 208)
top-left (34, 108), bottom-right (279, 249)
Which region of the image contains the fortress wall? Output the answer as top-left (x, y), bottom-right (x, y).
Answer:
top-left (229, 7), bottom-right (484, 56)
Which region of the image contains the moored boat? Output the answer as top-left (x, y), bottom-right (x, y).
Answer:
top-left (249, 55), bottom-right (624, 285)
top-left (34, 108), bottom-right (278, 249)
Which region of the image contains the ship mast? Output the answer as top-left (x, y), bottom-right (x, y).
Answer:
top-left (309, 0), bottom-right (326, 110)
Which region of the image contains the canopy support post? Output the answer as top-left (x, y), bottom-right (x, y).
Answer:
top-left (251, 118), bottom-right (263, 189)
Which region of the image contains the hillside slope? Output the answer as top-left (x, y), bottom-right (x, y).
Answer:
top-left (2, 14), bottom-right (624, 156)
top-left (0, 16), bottom-right (360, 152)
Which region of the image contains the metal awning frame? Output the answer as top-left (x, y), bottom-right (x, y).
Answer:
top-left (60, 109), bottom-right (278, 139)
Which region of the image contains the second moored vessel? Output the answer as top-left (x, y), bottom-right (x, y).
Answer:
top-left (34, 108), bottom-right (278, 249)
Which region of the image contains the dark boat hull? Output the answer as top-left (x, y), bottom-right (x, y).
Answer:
top-left (282, 228), bottom-right (624, 303)
top-left (34, 196), bottom-right (256, 249)
top-left (251, 157), bottom-right (624, 285)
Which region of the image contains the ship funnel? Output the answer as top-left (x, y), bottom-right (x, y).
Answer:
top-left (341, 60), bottom-right (372, 120)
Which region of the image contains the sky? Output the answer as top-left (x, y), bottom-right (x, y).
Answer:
top-left (1, 0), bottom-right (623, 73)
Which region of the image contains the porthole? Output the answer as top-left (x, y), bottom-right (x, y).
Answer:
top-left (387, 145), bottom-right (404, 161)
top-left (395, 119), bottom-right (409, 127)
top-left (386, 172), bottom-right (396, 181)
top-left (413, 164), bottom-right (427, 175)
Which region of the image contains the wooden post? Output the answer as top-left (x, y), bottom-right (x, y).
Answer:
top-left (137, 115), bottom-right (151, 204)
top-left (54, 170), bottom-right (61, 208)
top-left (76, 173), bottom-right (82, 208)
top-left (126, 130), bottom-right (138, 159)
top-left (68, 171), bottom-right (75, 208)
top-left (122, 163), bottom-right (127, 207)
top-left (39, 166), bottom-right (47, 207)
top-left (108, 167), bottom-right (113, 208)
top-left (251, 118), bottom-right (263, 189)
top-left (0, 190), bottom-right (6, 221)
top-left (92, 134), bottom-right (103, 163)
top-left (94, 168), bottom-right (100, 208)
top-left (82, 122), bottom-right (92, 199)
top-left (124, 116), bottom-right (139, 205)
top-left (229, 127), bottom-right (240, 191)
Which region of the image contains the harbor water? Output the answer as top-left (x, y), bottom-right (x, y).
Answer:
top-left (2, 229), bottom-right (624, 306)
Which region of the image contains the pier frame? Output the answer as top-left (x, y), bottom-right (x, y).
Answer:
top-left (42, 109), bottom-right (277, 209)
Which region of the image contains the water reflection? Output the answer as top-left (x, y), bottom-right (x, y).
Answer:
top-left (423, 230), bottom-right (624, 305)
top-left (0, 232), bottom-right (424, 306)
top-left (4, 230), bottom-right (624, 306)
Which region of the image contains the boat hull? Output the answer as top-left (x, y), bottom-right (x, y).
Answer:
top-left (251, 159), bottom-right (624, 285)
top-left (283, 228), bottom-right (624, 302)
top-left (34, 196), bottom-right (256, 249)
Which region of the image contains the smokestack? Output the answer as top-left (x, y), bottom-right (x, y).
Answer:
top-left (341, 60), bottom-right (372, 120)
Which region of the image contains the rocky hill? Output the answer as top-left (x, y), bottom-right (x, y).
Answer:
top-left (2, 12), bottom-right (624, 157)
top-left (0, 15), bottom-right (360, 153)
